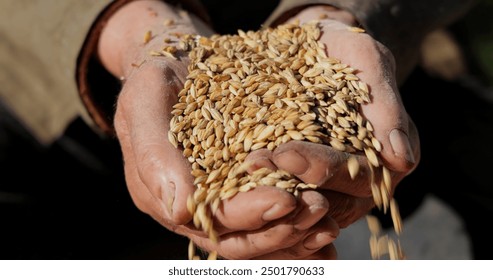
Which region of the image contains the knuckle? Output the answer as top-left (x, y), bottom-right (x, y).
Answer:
top-left (273, 224), bottom-right (302, 247)
top-left (137, 146), bottom-right (164, 174)
top-left (126, 184), bottom-right (152, 215)
top-left (355, 177), bottom-right (374, 197)
top-left (218, 238), bottom-right (252, 260)
top-left (136, 147), bottom-right (167, 198)
top-left (282, 246), bottom-right (306, 259)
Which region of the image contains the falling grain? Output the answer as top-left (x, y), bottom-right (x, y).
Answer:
top-left (390, 198), bottom-right (403, 235)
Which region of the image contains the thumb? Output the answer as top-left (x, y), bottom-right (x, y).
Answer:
top-left (360, 73), bottom-right (418, 173)
top-left (116, 65), bottom-right (196, 225)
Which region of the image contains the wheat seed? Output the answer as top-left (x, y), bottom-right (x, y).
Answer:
top-left (144, 30), bottom-right (152, 44)
top-left (165, 20), bottom-right (404, 260)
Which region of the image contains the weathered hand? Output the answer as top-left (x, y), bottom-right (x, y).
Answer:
top-left (103, 1), bottom-right (339, 259)
top-left (247, 6), bottom-right (420, 228)
top-left (114, 60), bottom-right (338, 260)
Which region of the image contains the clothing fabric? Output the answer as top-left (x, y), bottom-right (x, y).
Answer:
top-left (0, 0), bottom-right (111, 144)
top-left (0, 0), bottom-right (203, 144)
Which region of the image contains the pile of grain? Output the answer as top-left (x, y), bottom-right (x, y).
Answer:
top-left (165, 20), bottom-right (403, 260)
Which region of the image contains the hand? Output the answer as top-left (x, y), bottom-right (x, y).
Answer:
top-left (247, 6), bottom-right (420, 228)
top-left (115, 60), bottom-right (341, 259)
top-left (101, 1), bottom-right (339, 259)
top-left (115, 60), bottom-right (339, 259)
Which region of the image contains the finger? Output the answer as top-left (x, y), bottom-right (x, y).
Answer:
top-left (291, 190), bottom-right (329, 231)
top-left (115, 108), bottom-right (171, 226)
top-left (358, 47), bottom-right (416, 173)
top-left (214, 188), bottom-right (323, 234)
top-left (272, 141), bottom-right (374, 197)
top-left (209, 152), bottom-right (323, 233)
top-left (190, 217), bottom-right (301, 259)
top-left (190, 191), bottom-right (335, 259)
top-left (324, 30), bottom-right (416, 172)
top-left (213, 186), bottom-right (296, 232)
top-left (244, 149), bottom-right (277, 173)
top-left (251, 216), bottom-right (339, 260)
top-left (317, 22), bottom-right (415, 172)
top-left (299, 244), bottom-right (337, 260)
top-left (320, 190), bottom-right (375, 228)
top-left (117, 64), bottom-right (194, 225)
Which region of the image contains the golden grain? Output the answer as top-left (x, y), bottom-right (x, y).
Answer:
top-left (390, 198), bottom-right (403, 235)
top-left (167, 21), bottom-right (404, 260)
top-left (347, 155), bottom-right (360, 180)
top-left (388, 239), bottom-right (398, 260)
top-left (369, 235), bottom-right (379, 260)
top-left (144, 30), bottom-right (152, 44)
top-left (348, 26), bottom-right (366, 33)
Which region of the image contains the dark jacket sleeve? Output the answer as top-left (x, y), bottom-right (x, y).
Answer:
top-left (265, 0), bottom-right (477, 82)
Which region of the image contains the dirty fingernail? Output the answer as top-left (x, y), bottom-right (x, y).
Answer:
top-left (168, 182), bottom-right (177, 216)
top-left (389, 129), bottom-right (415, 164)
top-left (274, 150), bottom-right (309, 175)
top-left (167, 196), bottom-right (174, 215)
top-left (303, 232), bottom-right (336, 250)
top-left (262, 203), bottom-right (286, 221)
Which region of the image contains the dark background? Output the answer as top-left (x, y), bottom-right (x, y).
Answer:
top-left (1, 0), bottom-right (493, 260)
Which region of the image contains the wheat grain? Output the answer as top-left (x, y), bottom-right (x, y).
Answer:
top-left (165, 20), bottom-right (404, 260)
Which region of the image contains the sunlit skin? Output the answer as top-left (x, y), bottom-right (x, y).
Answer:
top-left (99, 1), bottom-right (419, 259)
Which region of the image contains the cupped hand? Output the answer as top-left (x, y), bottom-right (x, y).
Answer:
top-left (115, 55), bottom-right (339, 259)
top-left (106, 1), bottom-right (339, 260)
top-left (246, 6), bottom-right (420, 228)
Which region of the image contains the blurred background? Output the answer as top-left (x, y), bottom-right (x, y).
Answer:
top-left (1, 1), bottom-right (493, 260)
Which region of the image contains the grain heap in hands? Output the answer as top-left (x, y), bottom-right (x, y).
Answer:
top-left (167, 20), bottom-right (403, 260)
